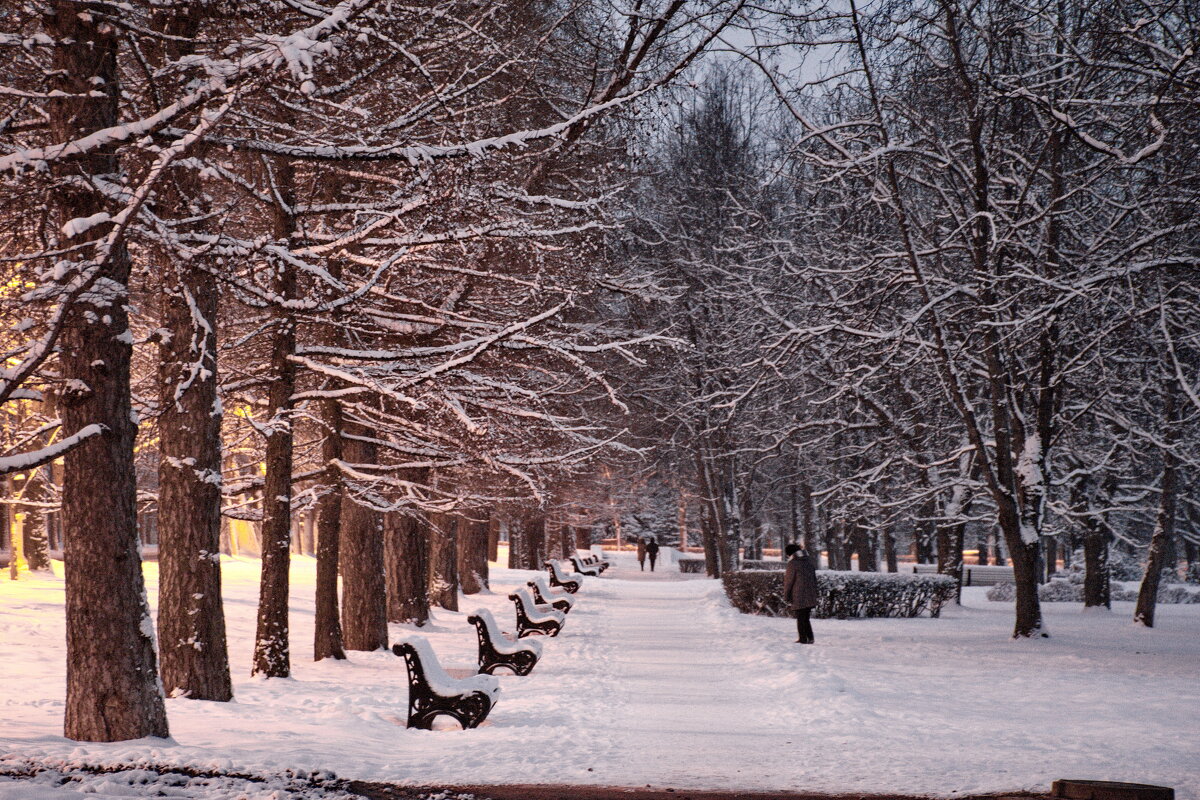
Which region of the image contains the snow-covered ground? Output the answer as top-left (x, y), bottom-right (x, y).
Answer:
top-left (1, 551), bottom-right (1197, 798)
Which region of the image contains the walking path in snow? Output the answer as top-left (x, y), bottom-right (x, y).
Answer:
top-left (2, 551), bottom-right (1199, 798)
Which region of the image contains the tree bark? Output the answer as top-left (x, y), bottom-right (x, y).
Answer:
top-left (313, 398), bottom-right (346, 660)
top-left (152, 0), bottom-right (231, 702)
top-left (155, 256), bottom-right (231, 699)
top-left (854, 520), bottom-right (877, 571)
top-left (574, 525), bottom-right (591, 551)
top-left (251, 159), bottom-right (298, 679)
top-left (49, 1), bottom-right (169, 739)
top-left (458, 514), bottom-right (489, 595)
top-left (487, 515), bottom-right (500, 563)
top-left (428, 513), bottom-right (459, 610)
top-left (385, 511), bottom-right (428, 625)
top-left (506, 515), bottom-right (521, 569)
top-left (339, 427), bottom-right (388, 651)
top-left (882, 528), bottom-right (898, 573)
top-left (1135, 384), bottom-right (1178, 627)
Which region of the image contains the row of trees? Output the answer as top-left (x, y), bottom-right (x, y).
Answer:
top-left (613, 0), bottom-right (1199, 637)
top-left (0, 0), bottom-right (755, 742)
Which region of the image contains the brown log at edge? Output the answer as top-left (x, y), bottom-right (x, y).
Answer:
top-left (1052, 780), bottom-right (1173, 800)
top-left (50, 2), bottom-right (169, 739)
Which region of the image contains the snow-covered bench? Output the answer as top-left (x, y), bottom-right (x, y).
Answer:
top-left (545, 560), bottom-right (583, 594)
top-left (467, 608), bottom-right (543, 676)
top-left (911, 563), bottom-right (1014, 586)
top-left (526, 574), bottom-right (576, 614)
top-left (569, 555), bottom-right (604, 577)
top-left (393, 636), bottom-right (500, 729)
top-left (508, 587), bottom-right (565, 638)
top-left (576, 553), bottom-right (609, 572)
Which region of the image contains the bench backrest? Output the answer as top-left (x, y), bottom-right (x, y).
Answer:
top-left (547, 560), bottom-right (582, 585)
top-left (395, 636), bottom-right (498, 696)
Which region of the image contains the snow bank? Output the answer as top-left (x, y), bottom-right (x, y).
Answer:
top-left (1, 552), bottom-right (1197, 797)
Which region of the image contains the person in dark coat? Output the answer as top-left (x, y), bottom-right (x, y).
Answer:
top-left (646, 537), bottom-right (660, 572)
top-left (783, 543), bottom-right (818, 643)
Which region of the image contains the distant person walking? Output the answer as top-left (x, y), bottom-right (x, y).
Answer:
top-left (637, 537), bottom-right (647, 571)
top-left (646, 537), bottom-right (660, 572)
top-left (784, 543), bottom-right (818, 644)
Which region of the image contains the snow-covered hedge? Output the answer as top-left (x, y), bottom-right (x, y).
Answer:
top-left (723, 570), bottom-right (956, 619)
top-left (678, 558), bottom-right (707, 574)
top-left (986, 579), bottom-right (1200, 604)
top-left (740, 559), bottom-right (787, 571)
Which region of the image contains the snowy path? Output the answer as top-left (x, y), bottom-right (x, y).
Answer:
top-left (2, 551), bottom-right (1199, 797)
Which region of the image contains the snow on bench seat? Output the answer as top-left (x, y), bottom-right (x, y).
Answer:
top-left (393, 636), bottom-right (500, 729)
top-left (468, 608), bottom-right (542, 676)
top-left (508, 587), bottom-right (565, 638)
top-left (545, 560), bottom-right (583, 594)
top-left (527, 574), bottom-right (576, 614)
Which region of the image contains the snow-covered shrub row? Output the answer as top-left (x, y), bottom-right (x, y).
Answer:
top-left (723, 570), bottom-right (957, 619)
top-left (985, 580), bottom-right (1200, 603)
top-left (740, 559), bottom-right (787, 571)
top-left (678, 558), bottom-right (707, 573)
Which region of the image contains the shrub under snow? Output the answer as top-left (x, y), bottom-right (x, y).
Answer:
top-left (678, 558), bottom-right (707, 574)
top-left (739, 559), bottom-right (787, 571)
top-left (723, 569), bottom-right (956, 619)
top-left (985, 579), bottom-right (1200, 604)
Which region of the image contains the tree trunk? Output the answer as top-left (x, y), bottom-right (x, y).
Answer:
top-left (18, 459), bottom-right (51, 572)
top-left (882, 528), bottom-right (898, 573)
top-left (700, 503), bottom-right (719, 577)
top-left (854, 520), bottom-right (877, 571)
top-left (1135, 385), bottom-right (1178, 628)
top-left (507, 515), bottom-right (521, 569)
top-left (429, 513), bottom-right (459, 610)
top-left (251, 159), bottom-right (298, 679)
top-left (313, 400), bottom-right (346, 660)
top-left (47, 2), bottom-right (169, 741)
top-left (1082, 526), bottom-right (1110, 609)
top-left (339, 427), bottom-right (388, 651)
top-left (558, 524), bottom-right (573, 559)
top-left (487, 515), bottom-right (500, 563)
top-left (8, 481), bottom-right (27, 579)
top-left (385, 512), bottom-right (428, 625)
top-left (575, 526), bottom-right (591, 551)
top-left (156, 256), bottom-right (231, 700)
top-left (458, 514), bottom-right (489, 595)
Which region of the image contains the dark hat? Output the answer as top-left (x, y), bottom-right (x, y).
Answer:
top-left (784, 543), bottom-right (801, 556)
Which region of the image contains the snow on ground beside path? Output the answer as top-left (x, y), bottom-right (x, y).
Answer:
top-left (1, 550), bottom-right (1198, 798)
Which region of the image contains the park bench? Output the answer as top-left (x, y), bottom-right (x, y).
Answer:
top-left (911, 563), bottom-right (1015, 586)
top-left (545, 560), bottom-right (583, 594)
top-left (526, 574), bottom-right (577, 614)
top-left (508, 587), bottom-right (565, 638)
top-left (569, 554), bottom-right (604, 577)
top-left (392, 636), bottom-right (500, 730)
top-left (467, 608), bottom-right (543, 676)
top-left (579, 552), bottom-right (609, 572)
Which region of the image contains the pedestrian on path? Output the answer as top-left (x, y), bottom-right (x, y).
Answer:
top-left (646, 537), bottom-right (660, 572)
top-left (637, 537), bottom-right (647, 571)
top-left (783, 543), bottom-right (818, 644)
